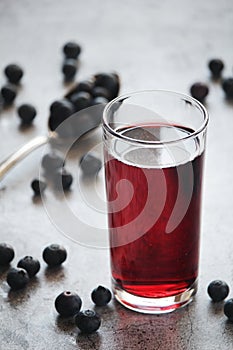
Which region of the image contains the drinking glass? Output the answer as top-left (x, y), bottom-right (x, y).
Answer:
top-left (103, 90), bottom-right (208, 313)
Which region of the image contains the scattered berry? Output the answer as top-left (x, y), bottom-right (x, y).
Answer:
top-left (224, 299), bottom-right (233, 321)
top-left (48, 99), bottom-right (75, 131)
top-left (53, 168), bottom-right (73, 190)
top-left (1, 84), bottom-right (17, 104)
top-left (208, 59), bottom-right (224, 78)
top-left (17, 104), bottom-right (37, 125)
top-left (80, 153), bottom-right (102, 176)
top-left (69, 91), bottom-right (92, 112)
top-left (75, 310), bottom-right (101, 334)
top-left (6, 267), bottom-right (29, 290)
top-left (4, 64), bottom-right (23, 84)
top-left (55, 291), bottom-right (82, 317)
top-left (0, 243), bottom-right (15, 265)
top-left (91, 285), bottom-right (112, 306)
top-left (50, 98), bottom-right (75, 117)
top-left (31, 179), bottom-right (47, 195)
top-left (63, 42), bottom-right (81, 59)
top-left (190, 82), bottom-right (209, 102)
top-left (41, 152), bottom-right (65, 173)
top-left (42, 244), bottom-right (67, 266)
top-left (222, 78), bottom-right (233, 99)
top-left (207, 280), bottom-right (229, 302)
top-left (62, 59), bottom-right (77, 81)
top-left (17, 256), bottom-right (40, 277)
top-left (94, 72), bottom-right (120, 100)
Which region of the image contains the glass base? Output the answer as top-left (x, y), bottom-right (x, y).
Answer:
top-left (113, 280), bottom-right (197, 314)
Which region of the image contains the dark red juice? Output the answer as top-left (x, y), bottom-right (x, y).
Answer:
top-left (104, 125), bottom-right (204, 298)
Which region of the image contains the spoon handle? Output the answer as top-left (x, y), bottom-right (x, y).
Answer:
top-left (0, 135), bottom-right (48, 181)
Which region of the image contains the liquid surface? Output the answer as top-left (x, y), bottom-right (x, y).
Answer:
top-left (112, 124), bottom-right (199, 168)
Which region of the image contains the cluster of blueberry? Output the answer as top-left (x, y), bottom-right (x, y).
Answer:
top-left (207, 280), bottom-right (233, 321)
top-left (0, 242), bottom-right (67, 288)
top-left (0, 42), bottom-right (120, 130)
top-left (32, 72), bottom-right (120, 194)
top-left (62, 42), bottom-right (82, 82)
top-left (1, 42), bottom-right (119, 198)
top-left (0, 242), bottom-right (111, 333)
top-left (48, 71), bottom-right (120, 133)
top-left (31, 151), bottom-right (72, 195)
top-left (3, 42), bottom-right (117, 196)
top-left (190, 58), bottom-right (233, 102)
top-left (0, 64), bottom-right (37, 125)
top-left (31, 150), bottom-right (102, 196)
top-left (55, 286), bottom-right (111, 334)
top-left (35, 43), bottom-right (120, 195)
top-left (0, 63), bottom-right (23, 105)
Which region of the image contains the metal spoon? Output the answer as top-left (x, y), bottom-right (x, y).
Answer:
top-left (0, 104), bottom-right (103, 181)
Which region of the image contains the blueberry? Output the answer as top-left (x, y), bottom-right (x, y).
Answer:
top-left (42, 244), bottom-right (67, 266)
top-left (48, 114), bottom-right (60, 131)
top-left (31, 179), bottom-right (47, 195)
top-left (48, 99), bottom-right (75, 131)
top-left (6, 267), bottom-right (29, 290)
top-left (17, 256), bottom-right (40, 277)
top-left (207, 280), bottom-right (229, 302)
top-left (75, 310), bottom-right (101, 333)
top-left (63, 42), bottom-right (81, 59)
top-left (50, 100), bottom-right (66, 115)
top-left (53, 168), bottom-right (73, 190)
top-left (208, 59), bottom-right (224, 78)
top-left (4, 64), bottom-right (23, 84)
top-left (41, 152), bottom-right (65, 174)
top-left (224, 299), bottom-right (233, 321)
top-left (69, 91), bottom-right (92, 112)
top-left (55, 291), bottom-right (82, 317)
top-left (62, 59), bottom-right (77, 81)
top-left (17, 104), bottom-right (37, 125)
top-left (0, 243), bottom-right (15, 265)
top-left (1, 84), bottom-right (17, 104)
top-left (80, 153), bottom-right (102, 176)
top-left (91, 86), bottom-right (111, 100)
top-left (94, 72), bottom-right (120, 100)
top-left (91, 285), bottom-right (112, 306)
top-left (50, 98), bottom-right (75, 118)
top-left (222, 78), bottom-right (233, 99)
top-left (190, 82), bottom-right (209, 102)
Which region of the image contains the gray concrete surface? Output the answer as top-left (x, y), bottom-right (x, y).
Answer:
top-left (0, 0), bottom-right (233, 349)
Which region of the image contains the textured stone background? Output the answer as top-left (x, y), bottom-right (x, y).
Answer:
top-left (0, 0), bottom-right (233, 349)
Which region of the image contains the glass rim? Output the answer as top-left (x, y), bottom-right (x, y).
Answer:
top-left (102, 89), bottom-right (209, 146)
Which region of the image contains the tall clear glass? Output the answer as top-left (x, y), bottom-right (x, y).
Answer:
top-left (103, 90), bottom-right (208, 314)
